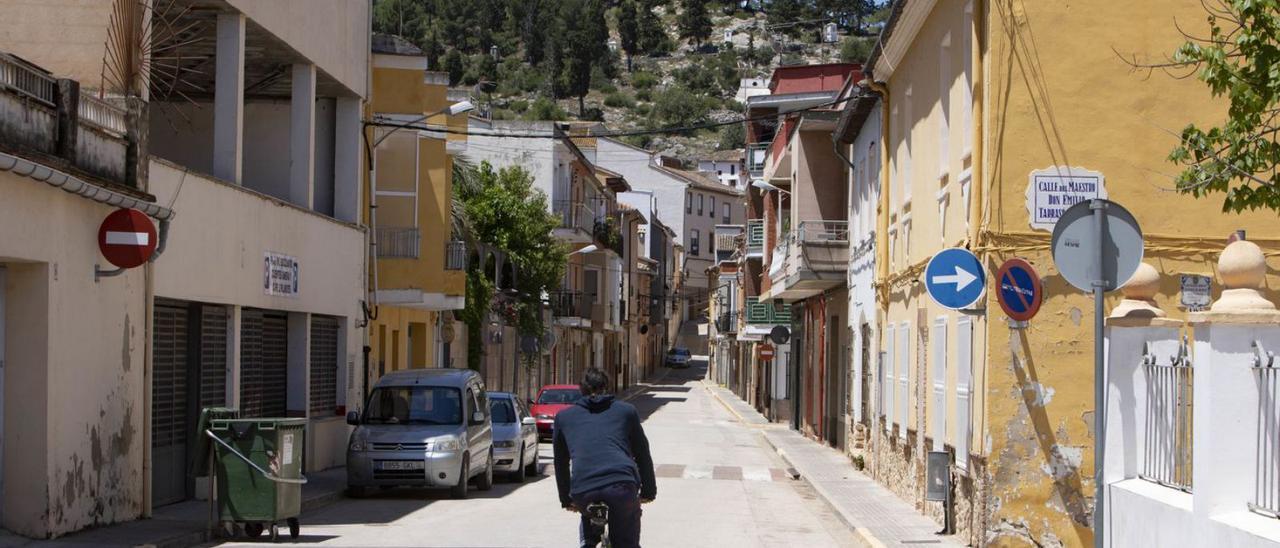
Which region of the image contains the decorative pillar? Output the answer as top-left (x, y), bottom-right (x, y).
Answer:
top-left (289, 63), bottom-right (317, 209)
top-left (213, 13), bottom-right (245, 184)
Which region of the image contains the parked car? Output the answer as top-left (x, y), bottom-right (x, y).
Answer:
top-left (666, 347), bottom-right (692, 368)
top-left (530, 384), bottom-right (582, 440)
top-left (345, 369), bottom-right (494, 499)
top-left (488, 391), bottom-right (540, 481)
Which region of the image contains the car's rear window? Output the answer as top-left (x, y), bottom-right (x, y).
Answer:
top-left (489, 399), bottom-right (516, 423)
top-left (537, 389), bottom-right (581, 404)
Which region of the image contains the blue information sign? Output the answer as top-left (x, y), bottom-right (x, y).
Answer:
top-left (924, 248), bottom-right (986, 310)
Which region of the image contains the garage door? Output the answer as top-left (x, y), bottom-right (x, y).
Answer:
top-left (240, 310), bottom-right (288, 418)
top-left (310, 316), bottom-right (340, 417)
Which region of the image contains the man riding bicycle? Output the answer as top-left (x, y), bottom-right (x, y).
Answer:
top-left (553, 368), bottom-right (656, 548)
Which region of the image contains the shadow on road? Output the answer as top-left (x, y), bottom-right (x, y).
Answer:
top-left (301, 471), bottom-right (555, 526)
top-left (629, 362), bottom-right (706, 422)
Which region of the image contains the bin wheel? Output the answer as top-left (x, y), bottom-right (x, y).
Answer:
top-left (244, 522), bottom-right (264, 539)
top-left (288, 517), bottom-right (300, 539)
top-left (270, 523), bottom-right (279, 542)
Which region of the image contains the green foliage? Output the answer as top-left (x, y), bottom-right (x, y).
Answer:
top-left (712, 49), bottom-right (741, 95)
top-left (443, 49), bottom-right (465, 86)
top-left (524, 97), bottom-right (568, 121)
top-left (632, 71), bottom-right (659, 89)
top-left (460, 268), bottom-right (494, 371)
top-left (718, 122), bottom-right (745, 149)
top-left (650, 85), bottom-right (711, 128)
top-left (591, 65), bottom-right (618, 93)
top-left (508, 99), bottom-right (530, 113)
top-left (457, 162), bottom-right (568, 347)
top-left (673, 64), bottom-right (720, 95)
top-left (635, 88), bottom-right (653, 102)
top-left (604, 91), bottom-right (636, 108)
top-left (637, 0), bottom-right (673, 56)
top-left (840, 36), bottom-right (874, 63)
top-left (678, 0), bottom-right (713, 46)
top-left (1167, 1), bottom-right (1280, 212)
top-left (622, 133), bottom-right (655, 149)
top-left (634, 103), bottom-right (652, 116)
top-left (617, 0), bottom-right (641, 71)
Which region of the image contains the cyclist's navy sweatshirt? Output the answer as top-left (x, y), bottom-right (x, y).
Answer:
top-left (552, 394), bottom-right (657, 506)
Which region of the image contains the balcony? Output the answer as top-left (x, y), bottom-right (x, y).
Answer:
top-left (0, 52), bottom-right (139, 187)
top-left (553, 200), bottom-right (594, 243)
top-left (764, 220), bottom-right (849, 303)
top-left (715, 224), bottom-right (744, 264)
top-left (745, 297), bottom-right (790, 324)
top-left (746, 219), bottom-right (765, 258)
top-left (593, 213), bottom-right (623, 256)
top-left (377, 227), bottom-right (420, 259)
top-left (716, 311), bottom-right (739, 334)
top-left (548, 289), bottom-right (591, 328)
top-left (445, 240), bottom-right (467, 270)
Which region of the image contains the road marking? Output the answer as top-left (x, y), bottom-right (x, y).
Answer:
top-left (653, 464), bottom-right (789, 483)
top-left (742, 466), bottom-right (773, 482)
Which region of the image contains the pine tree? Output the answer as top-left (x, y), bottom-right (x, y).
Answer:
top-left (552, 0), bottom-right (596, 116)
top-left (636, 1), bottom-right (668, 55)
top-left (617, 0), bottom-right (640, 72)
top-left (677, 0), bottom-right (712, 48)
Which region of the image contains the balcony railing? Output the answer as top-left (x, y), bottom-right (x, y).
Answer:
top-left (553, 200), bottom-right (593, 233)
top-left (715, 225), bottom-right (743, 263)
top-left (746, 143), bottom-right (768, 175)
top-left (548, 290), bottom-right (590, 319)
top-left (745, 297), bottom-right (790, 324)
top-left (79, 94), bottom-right (128, 138)
top-left (717, 311), bottom-right (739, 333)
top-left (746, 219), bottom-right (764, 255)
top-left (796, 220), bottom-right (850, 243)
top-left (594, 213), bottom-right (623, 255)
top-left (445, 240), bottom-right (467, 270)
top-left (1254, 346), bottom-right (1280, 517)
top-left (376, 227), bottom-right (420, 259)
top-left (1141, 340), bottom-right (1193, 492)
top-left (0, 52), bottom-right (55, 107)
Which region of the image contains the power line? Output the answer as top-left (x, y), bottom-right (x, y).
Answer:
top-left (364, 95), bottom-right (847, 140)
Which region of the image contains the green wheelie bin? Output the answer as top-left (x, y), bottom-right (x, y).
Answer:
top-left (207, 417), bottom-right (309, 541)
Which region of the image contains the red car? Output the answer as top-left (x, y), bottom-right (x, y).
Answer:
top-left (530, 384), bottom-right (582, 440)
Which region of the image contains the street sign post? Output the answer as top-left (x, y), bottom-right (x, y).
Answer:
top-left (924, 248), bottom-right (986, 310)
top-left (995, 259), bottom-right (1043, 323)
top-left (98, 208), bottom-right (157, 269)
top-left (757, 343), bottom-right (775, 362)
top-left (1050, 199), bottom-right (1143, 548)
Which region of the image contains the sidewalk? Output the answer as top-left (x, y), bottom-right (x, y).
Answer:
top-left (704, 381), bottom-right (963, 548)
top-left (0, 467), bottom-right (347, 548)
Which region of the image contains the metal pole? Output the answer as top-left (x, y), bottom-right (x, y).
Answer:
top-left (1091, 199), bottom-right (1106, 548)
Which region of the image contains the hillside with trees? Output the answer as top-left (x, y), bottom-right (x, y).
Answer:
top-left (373, 0), bottom-right (886, 159)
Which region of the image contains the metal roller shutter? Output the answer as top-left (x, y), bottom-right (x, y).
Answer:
top-left (152, 300), bottom-right (189, 507)
top-left (240, 309), bottom-right (288, 418)
top-left (200, 305), bottom-right (228, 408)
top-left (310, 315), bottom-right (340, 416)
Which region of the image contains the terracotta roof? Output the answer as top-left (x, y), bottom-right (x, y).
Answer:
top-left (654, 164), bottom-right (743, 196)
top-left (705, 149), bottom-right (743, 162)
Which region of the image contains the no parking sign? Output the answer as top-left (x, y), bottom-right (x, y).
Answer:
top-left (995, 258), bottom-right (1043, 322)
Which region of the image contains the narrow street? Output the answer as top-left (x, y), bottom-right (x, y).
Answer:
top-left (218, 359), bottom-right (862, 547)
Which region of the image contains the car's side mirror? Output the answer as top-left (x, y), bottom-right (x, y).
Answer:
top-left (521, 416), bottom-right (536, 426)
top-left (472, 411), bottom-right (486, 424)
top-left (346, 411), bottom-right (360, 426)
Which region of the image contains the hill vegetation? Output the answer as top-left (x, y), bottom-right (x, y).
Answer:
top-left (373, 0), bottom-right (886, 159)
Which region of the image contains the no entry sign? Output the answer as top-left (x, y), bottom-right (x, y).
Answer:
top-left (98, 208), bottom-right (157, 269)
top-left (995, 258), bottom-right (1043, 322)
top-left (757, 343), bottom-right (775, 361)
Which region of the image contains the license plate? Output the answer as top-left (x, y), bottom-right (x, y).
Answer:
top-left (377, 460), bottom-right (425, 471)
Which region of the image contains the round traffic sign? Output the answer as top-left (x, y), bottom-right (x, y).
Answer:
top-left (1050, 199), bottom-right (1143, 292)
top-left (769, 325), bottom-right (791, 345)
top-left (98, 208), bottom-right (157, 269)
top-left (758, 343), bottom-right (775, 361)
top-left (995, 259), bottom-right (1043, 321)
top-left (924, 248), bottom-right (986, 310)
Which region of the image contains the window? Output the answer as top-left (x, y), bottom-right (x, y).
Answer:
top-left (956, 316), bottom-right (973, 470)
top-left (730, 164), bottom-right (736, 175)
top-left (903, 86), bottom-right (913, 205)
top-left (686, 191), bottom-right (692, 214)
top-left (717, 170), bottom-right (723, 176)
top-left (698, 194), bottom-right (704, 215)
top-left (364, 386), bottom-right (462, 425)
top-left (963, 1), bottom-right (974, 158)
top-left (489, 398), bottom-right (516, 424)
top-left (691, 229), bottom-right (701, 256)
top-left (639, 229), bottom-right (646, 246)
top-left (931, 316), bottom-right (947, 451)
top-left (722, 203), bottom-right (730, 223)
top-left (897, 321), bottom-right (910, 439)
top-left (710, 197), bottom-right (716, 218)
top-left (883, 324), bottom-right (894, 427)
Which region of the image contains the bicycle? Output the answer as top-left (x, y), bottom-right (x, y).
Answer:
top-left (585, 501), bottom-right (611, 548)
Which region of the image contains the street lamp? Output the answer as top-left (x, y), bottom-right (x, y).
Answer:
top-left (372, 100), bottom-right (475, 148)
top-left (751, 178), bottom-right (790, 195)
top-left (570, 244), bottom-right (599, 255)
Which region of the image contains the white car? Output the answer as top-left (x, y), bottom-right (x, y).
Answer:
top-left (666, 348), bottom-right (692, 368)
top-left (487, 391), bottom-right (540, 482)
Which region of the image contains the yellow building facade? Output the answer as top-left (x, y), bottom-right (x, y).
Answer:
top-left (364, 38), bottom-right (468, 380)
top-left (869, 1), bottom-right (1280, 545)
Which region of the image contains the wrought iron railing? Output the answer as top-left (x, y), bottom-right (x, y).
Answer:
top-left (1252, 340), bottom-right (1280, 518)
top-left (746, 219), bottom-right (765, 255)
top-left (717, 311), bottom-right (739, 333)
top-left (797, 220), bottom-right (850, 243)
top-left (445, 240), bottom-right (467, 270)
top-left (745, 297), bottom-right (789, 324)
top-left (79, 94), bottom-right (128, 137)
top-left (0, 52), bottom-right (55, 107)
top-left (376, 227), bottom-right (420, 259)
top-left (548, 290), bottom-right (589, 319)
top-left (1141, 339), bottom-right (1193, 492)
top-left (553, 200), bottom-right (593, 233)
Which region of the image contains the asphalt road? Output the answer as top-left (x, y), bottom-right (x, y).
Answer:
top-left (217, 358), bottom-right (863, 547)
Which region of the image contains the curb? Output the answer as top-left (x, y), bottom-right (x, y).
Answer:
top-left (759, 434), bottom-right (888, 548)
top-left (702, 381), bottom-right (750, 423)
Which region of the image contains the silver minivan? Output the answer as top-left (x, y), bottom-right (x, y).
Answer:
top-left (346, 369), bottom-right (494, 499)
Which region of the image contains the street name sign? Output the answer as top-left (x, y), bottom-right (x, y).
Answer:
top-left (995, 259), bottom-right (1043, 322)
top-left (1026, 166), bottom-right (1107, 231)
top-left (98, 208), bottom-right (157, 269)
top-left (924, 248), bottom-right (986, 310)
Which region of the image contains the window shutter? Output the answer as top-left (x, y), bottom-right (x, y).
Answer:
top-left (883, 324), bottom-right (894, 428)
top-left (932, 317), bottom-right (947, 451)
top-left (956, 316), bottom-right (973, 470)
top-left (898, 322), bottom-right (910, 439)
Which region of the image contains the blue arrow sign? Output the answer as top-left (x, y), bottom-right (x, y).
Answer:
top-left (924, 248), bottom-right (986, 310)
